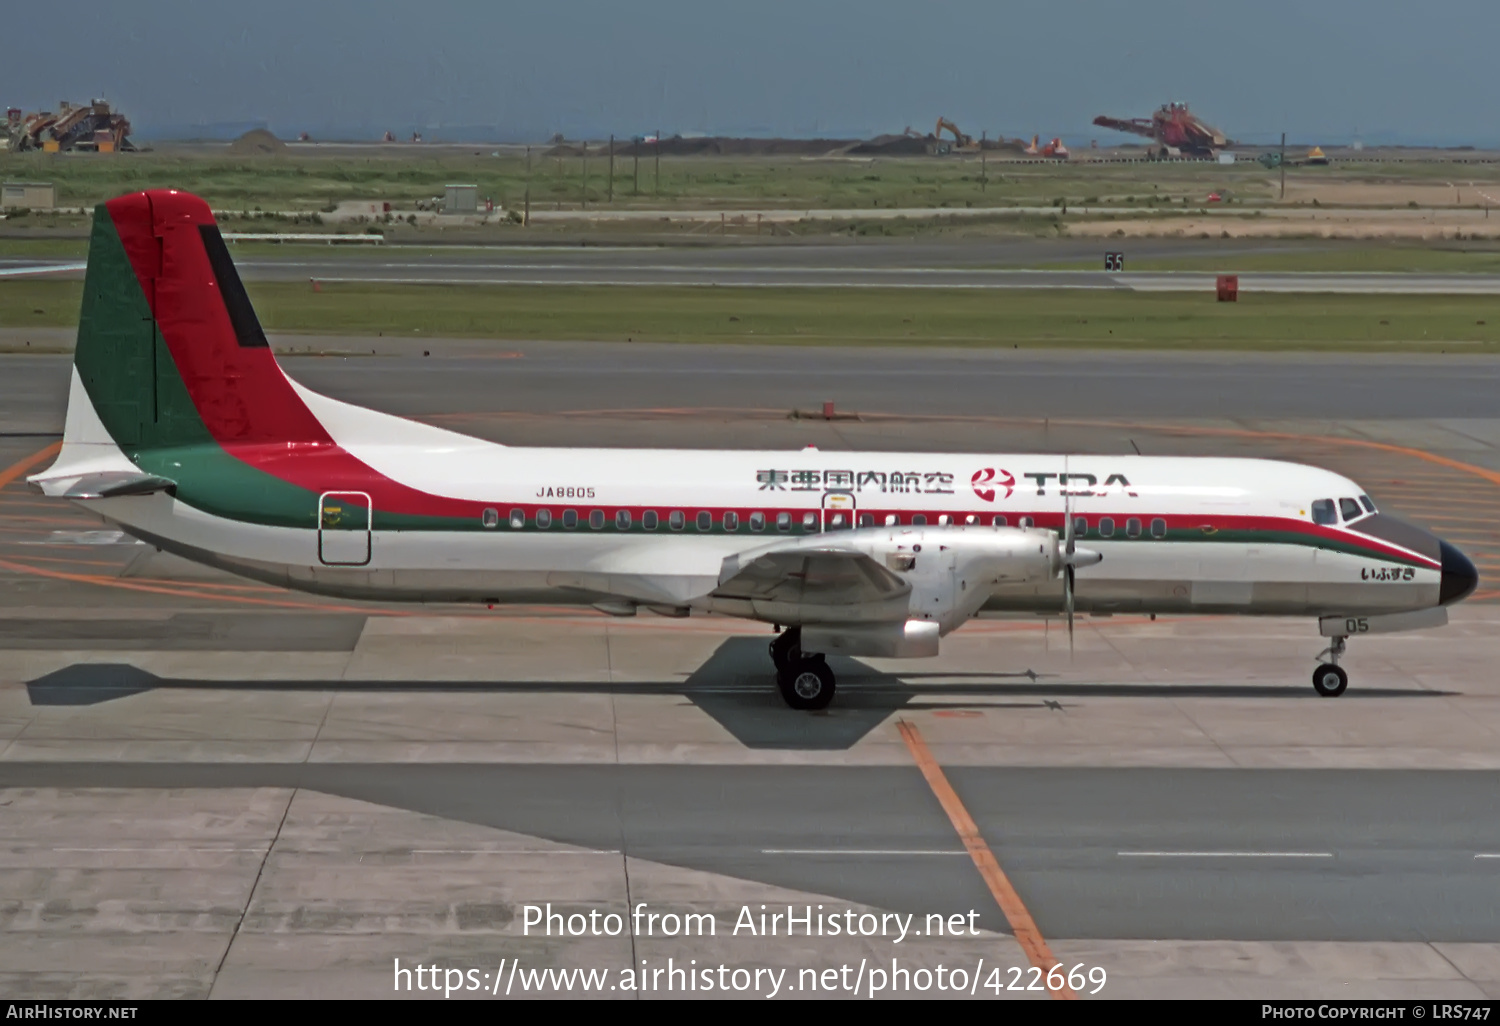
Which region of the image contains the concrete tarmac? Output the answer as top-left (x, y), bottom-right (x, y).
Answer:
top-left (7, 340), bottom-right (1500, 426)
top-left (12, 259), bottom-right (1500, 294)
top-left (3, 345), bottom-right (1500, 998)
top-left (7, 234), bottom-right (1500, 293)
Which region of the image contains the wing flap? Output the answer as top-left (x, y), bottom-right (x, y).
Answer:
top-left (714, 547), bottom-right (908, 607)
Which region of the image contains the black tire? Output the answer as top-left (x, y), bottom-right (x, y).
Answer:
top-left (1312, 663), bottom-right (1348, 697)
top-left (777, 659), bottom-right (836, 710)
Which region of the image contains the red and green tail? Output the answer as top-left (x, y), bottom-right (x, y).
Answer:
top-left (67, 190), bottom-right (483, 531)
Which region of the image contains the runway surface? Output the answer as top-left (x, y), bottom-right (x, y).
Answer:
top-left (8, 341), bottom-right (1500, 427)
top-left (5, 235), bottom-right (1500, 293)
top-left (3, 345), bottom-right (1500, 998)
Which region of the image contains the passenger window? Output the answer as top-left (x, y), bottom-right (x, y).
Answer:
top-left (1125, 517), bottom-right (1141, 538)
top-left (750, 511), bottom-right (765, 531)
top-left (1099, 517), bottom-right (1115, 538)
top-left (481, 507), bottom-right (499, 529)
top-left (884, 514), bottom-right (898, 526)
top-left (1150, 517), bottom-right (1166, 538)
top-left (776, 512), bottom-right (791, 532)
top-left (1310, 499), bottom-right (1337, 525)
top-left (993, 515), bottom-right (1008, 527)
top-left (1359, 494), bottom-right (1376, 514)
top-left (1020, 516), bottom-right (1034, 528)
top-left (615, 509), bottom-right (632, 530)
top-left (536, 509), bottom-right (553, 529)
top-left (828, 512), bottom-right (846, 528)
top-left (1339, 498), bottom-right (1362, 522)
top-left (509, 508), bottom-right (525, 529)
top-left (858, 513), bottom-right (874, 527)
top-left (802, 512), bottom-right (817, 530)
top-left (912, 514), bottom-right (927, 526)
top-left (696, 511), bottom-right (712, 531)
top-left (964, 514), bottom-right (977, 525)
top-left (937, 514), bottom-right (951, 526)
top-left (562, 509), bottom-right (578, 529)
top-left (642, 510), bottom-right (659, 530)
top-left (669, 510), bottom-right (685, 531)
top-left (589, 510), bottom-right (604, 530)
top-left (1073, 516), bottom-right (1088, 537)
top-left (724, 511), bottom-right (739, 531)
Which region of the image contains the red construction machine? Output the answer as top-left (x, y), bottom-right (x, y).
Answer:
top-left (5, 99), bottom-right (134, 153)
top-left (1092, 102), bottom-right (1227, 157)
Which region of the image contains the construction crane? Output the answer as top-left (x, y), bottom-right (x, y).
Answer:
top-left (5, 99), bottom-right (134, 153)
top-left (1092, 102), bottom-right (1227, 157)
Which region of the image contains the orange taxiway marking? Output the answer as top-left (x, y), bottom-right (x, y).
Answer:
top-left (896, 719), bottom-right (1075, 1000)
top-left (0, 442), bottom-right (61, 491)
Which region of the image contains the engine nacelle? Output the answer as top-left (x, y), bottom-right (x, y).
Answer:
top-left (883, 526), bottom-right (1061, 633)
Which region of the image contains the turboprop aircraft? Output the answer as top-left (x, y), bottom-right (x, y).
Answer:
top-left (29, 190), bottom-right (1480, 709)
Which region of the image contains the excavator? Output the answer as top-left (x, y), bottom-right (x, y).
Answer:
top-left (935, 117), bottom-right (979, 153)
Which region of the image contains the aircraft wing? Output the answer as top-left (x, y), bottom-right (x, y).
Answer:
top-left (714, 543), bottom-right (910, 608)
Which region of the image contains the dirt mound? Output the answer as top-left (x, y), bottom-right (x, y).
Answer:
top-left (227, 129), bottom-right (287, 155)
top-left (546, 136), bottom-right (858, 158)
top-left (847, 134), bottom-right (931, 156)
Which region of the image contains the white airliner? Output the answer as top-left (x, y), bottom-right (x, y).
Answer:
top-left (29, 190), bottom-right (1479, 708)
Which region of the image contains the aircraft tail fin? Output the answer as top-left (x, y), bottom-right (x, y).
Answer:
top-left (66, 189), bottom-right (324, 456)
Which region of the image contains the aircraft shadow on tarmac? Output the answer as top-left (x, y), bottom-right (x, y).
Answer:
top-left (24, 635), bottom-right (1456, 751)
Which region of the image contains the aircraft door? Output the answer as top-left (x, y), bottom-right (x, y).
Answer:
top-left (822, 490), bottom-right (855, 532)
top-left (318, 491), bottom-right (372, 566)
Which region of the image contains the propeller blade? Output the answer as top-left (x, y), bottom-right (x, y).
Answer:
top-left (1064, 564), bottom-right (1075, 657)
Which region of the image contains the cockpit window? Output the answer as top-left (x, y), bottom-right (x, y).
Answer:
top-left (1359, 495), bottom-right (1376, 514)
top-left (1339, 498), bottom-right (1362, 522)
top-left (1311, 499), bottom-right (1337, 525)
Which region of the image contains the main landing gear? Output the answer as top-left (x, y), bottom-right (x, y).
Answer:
top-left (1312, 635), bottom-right (1349, 697)
top-left (770, 627), bottom-right (836, 710)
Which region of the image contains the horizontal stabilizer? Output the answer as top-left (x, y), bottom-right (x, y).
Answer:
top-left (33, 470), bottom-right (177, 500)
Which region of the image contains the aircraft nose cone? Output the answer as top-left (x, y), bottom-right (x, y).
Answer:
top-left (1439, 540), bottom-right (1479, 606)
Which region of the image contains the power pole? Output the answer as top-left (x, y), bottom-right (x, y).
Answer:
top-left (633, 137), bottom-right (640, 196)
top-left (523, 145), bottom-right (531, 226)
top-left (607, 135), bottom-right (614, 203)
top-left (654, 128), bottom-right (661, 197)
top-left (582, 140), bottom-right (589, 210)
top-left (1279, 131), bottom-right (1286, 200)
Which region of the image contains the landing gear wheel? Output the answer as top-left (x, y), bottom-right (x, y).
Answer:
top-left (777, 659), bottom-right (836, 711)
top-left (1312, 663), bottom-right (1348, 697)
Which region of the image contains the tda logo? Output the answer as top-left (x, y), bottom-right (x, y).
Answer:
top-left (971, 468), bottom-right (1015, 502)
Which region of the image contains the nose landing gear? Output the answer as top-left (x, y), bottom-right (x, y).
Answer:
top-left (1312, 635), bottom-right (1349, 697)
top-left (770, 627), bottom-right (836, 710)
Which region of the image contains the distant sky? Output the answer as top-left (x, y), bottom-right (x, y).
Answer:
top-left (4, 1), bottom-right (1494, 145)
